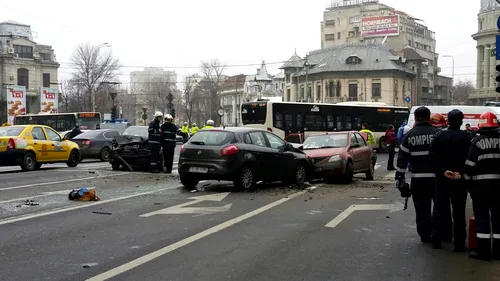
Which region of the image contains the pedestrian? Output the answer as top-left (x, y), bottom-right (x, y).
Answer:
top-left (464, 112), bottom-right (500, 261)
top-left (396, 106), bottom-right (440, 243)
top-left (160, 114), bottom-right (178, 174)
top-left (397, 121), bottom-right (407, 143)
top-left (95, 124), bottom-right (101, 129)
top-left (359, 123), bottom-right (375, 147)
top-left (202, 119), bottom-right (215, 130)
top-left (148, 111), bottom-right (164, 173)
top-left (465, 123), bottom-right (476, 138)
top-left (385, 125), bottom-right (397, 170)
top-left (429, 109), bottom-right (472, 251)
top-left (66, 125), bottom-right (82, 139)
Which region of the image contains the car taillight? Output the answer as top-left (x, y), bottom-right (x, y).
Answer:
top-left (7, 138), bottom-right (15, 149)
top-left (83, 140), bottom-right (92, 145)
top-left (180, 144), bottom-right (185, 153)
top-left (221, 144), bottom-right (239, 156)
top-left (267, 127), bottom-right (272, 132)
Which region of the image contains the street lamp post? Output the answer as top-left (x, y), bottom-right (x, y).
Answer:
top-left (90, 43), bottom-right (111, 111)
top-left (442, 55), bottom-right (454, 104)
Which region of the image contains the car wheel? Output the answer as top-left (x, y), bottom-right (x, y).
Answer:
top-left (111, 163), bottom-right (120, 170)
top-left (365, 160), bottom-right (375, 181)
top-left (342, 161), bottom-right (354, 184)
top-left (293, 163), bottom-right (307, 187)
top-left (233, 166), bottom-right (255, 190)
top-left (66, 150), bottom-right (79, 167)
top-left (181, 176), bottom-right (199, 190)
top-left (100, 147), bottom-right (111, 162)
top-left (21, 152), bottom-right (36, 171)
top-left (35, 163), bottom-right (43, 170)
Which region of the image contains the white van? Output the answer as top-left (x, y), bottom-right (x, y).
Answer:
top-left (407, 106), bottom-right (500, 130)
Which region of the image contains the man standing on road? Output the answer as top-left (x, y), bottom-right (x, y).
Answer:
top-left (148, 112), bottom-right (164, 173)
top-left (385, 125), bottom-right (397, 170)
top-left (161, 114), bottom-right (178, 174)
top-left (202, 119), bottom-right (215, 130)
top-left (397, 121), bottom-right (407, 143)
top-left (359, 123), bottom-right (374, 147)
top-left (396, 106), bottom-right (440, 243)
top-left (464, 112), bottom-right (500, 261)
top-left (67, 125), bottom-right (83, 139)
top-left (190, 123), bottom-right (199, 135)
top-left (429, 109), bottom-right (472, 251)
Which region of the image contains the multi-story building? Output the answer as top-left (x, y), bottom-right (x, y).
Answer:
top-left (0, 20), bottom-right (59, 121)
top-left (470, 0), bottom-right (500, 104)
top-left (129, 67), bottom-right (177, 123)
top-left (281, 44), bottom-right (417, 106)
top-left (320, 0), bottom-right (449, 104)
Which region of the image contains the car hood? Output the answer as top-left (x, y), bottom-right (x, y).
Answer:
top-left (304, 147), bottom-right (346, 158)
top-left (114, 135), bottom-right (148, 145)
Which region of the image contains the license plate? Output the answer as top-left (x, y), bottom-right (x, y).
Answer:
top-left (189, 167), bottom-right (208, 173)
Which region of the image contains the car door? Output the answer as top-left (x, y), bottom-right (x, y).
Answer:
top-left (354, 132), bottom-right (372, 171)
top-left (246, 131), bottom-right (274, 180)
top-left (31, 126), bottom-right (52, 162)
top-left (263, 132), bottom-right (289, 179)
top-left (43, 127), bottom-right (66, 161)
top-left (349, 132), bottom-right (362, 171)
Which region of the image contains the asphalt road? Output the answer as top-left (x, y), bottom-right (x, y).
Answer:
top-left (1, 152), bottom-right (499, 281)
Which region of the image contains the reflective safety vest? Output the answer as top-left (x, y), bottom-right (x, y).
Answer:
top-left (190, 126), bottom-right (199, 134)
top-left (360, 129), bottom-right (375, 145)
top-left (181, 125), bottom-right (189, 133)
top-left (202, 125), bottom-right (214, 130)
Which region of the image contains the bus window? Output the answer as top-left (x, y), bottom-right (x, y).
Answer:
top-left (326, 114), bottom-right (334, 130)
top-left (285, 114), bottom-right (293, 132)
top-left (296, 113), bottom-right (303, 128)
top-left (305, 114), bottom-right (322, 131)
top-left (345, 115), bottom-right (353, 130)
top-left (241, 103), bottom-right (266, 125)
top-left (273, 111), bottom-right (284, 129)
top-left (335, 116), bottom-right (343, 131)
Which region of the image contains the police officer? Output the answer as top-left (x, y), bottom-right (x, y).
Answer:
top-left (464, 112), bottom-right (500, 261)
top-left (396, 106), bottom-right (440, 243)
top-left (190, 123), bottom-right (199, 135)
top-left (430, 109), bottom-right (472, 251)
top-left (181, 122), bottom-right (189, 143)
top-left (148, 111), bottom-right (164, 173)
top-left (160, 114), bottom-right (178, 173)
top-left (202, 119), bottom-right (215, 130)
top-left (360, 123), bottom-right (375, 146)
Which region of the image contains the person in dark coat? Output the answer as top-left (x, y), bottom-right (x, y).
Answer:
top-left (160, 114), bottom-right (178, 173)
top-left (148, 111), bottom-right (164, 173)
top-left (66, 125), bottom-right (82, 139)
top-left (385, 125), bottom-right (397, 170)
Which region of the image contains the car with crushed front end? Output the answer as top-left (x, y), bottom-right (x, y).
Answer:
top-left (178, 127), bottom-right (311, 190)
top-left (301, 131), bottom-right (376, 183)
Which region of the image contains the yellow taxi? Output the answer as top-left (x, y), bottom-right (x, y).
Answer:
top-left (0, 124), bottom-right (80, 171)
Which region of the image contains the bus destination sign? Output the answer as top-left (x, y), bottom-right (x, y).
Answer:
top-left (79, 113), bottom-right (96, 118)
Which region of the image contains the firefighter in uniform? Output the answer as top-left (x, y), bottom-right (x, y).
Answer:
top-left (160, 114), bottom-right (178, 173)
top-left (148, 111), bottom-right (164, 173)
top-left (464, 112), bottom-right (500, 261)
top-left (396, 106), bottom-right (440, 242)
top-left (190, 123), bottom-right (199, 135)
top-left (429, 109), bottom-right (472, 251)
top-left (202, 119), bottom-right (215, 130)
top-left (430, 113), bottom-right (448, 131)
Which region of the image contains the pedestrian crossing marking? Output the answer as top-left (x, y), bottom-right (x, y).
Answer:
top-left (384, 171), bottom-right (396, 179)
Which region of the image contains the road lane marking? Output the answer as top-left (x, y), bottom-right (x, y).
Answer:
top-left (325, 202), bottom-right (405, 228)
top-left (0, 185), bottom-right (182, 226)
top-left (384, 171), bottom-right (396, 179)
top-left (86, 190), bottom-right (308, 281)
top-left (375, 164), bottom-right (381, 170)
top-left (0, 173), bottom-right (129, 191)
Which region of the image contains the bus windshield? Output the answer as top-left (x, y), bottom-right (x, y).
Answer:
top-left (76, 113), bottom-right (101, 129)
top-left (241, 102), bottom-right (267, 125)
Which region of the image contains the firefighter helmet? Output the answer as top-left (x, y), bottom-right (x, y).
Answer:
top-left (430, 113), bottom-right (447, 127)
top-left (477, 112), bottom-right (499, 128)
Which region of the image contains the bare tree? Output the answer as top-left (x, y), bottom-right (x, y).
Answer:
top-left (453, 79), bottom-right (474, 105)
top-left (200, 59), bottom-right (226, 119)
top-left (71, 42), bottom-right (120, 111)
top-left (181, 81), bottom-right (202, 125)
top-left (59, 78), bottom-right (86, 112)
top-left (138, 74), bottom-right (176, 115)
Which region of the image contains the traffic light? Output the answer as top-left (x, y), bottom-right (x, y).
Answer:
top-left (111, 106), bottom-right (117, 119)
top-left (167, 102), bottom-right (173, 110)
top-left (171, 108), bottom-right (176, 118)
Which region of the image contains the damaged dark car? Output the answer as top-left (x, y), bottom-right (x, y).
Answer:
top-left (109, 134), bottom-right (164, 171)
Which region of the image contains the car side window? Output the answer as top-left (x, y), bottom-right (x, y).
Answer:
top-left (264, 132), bottom-right (285, 149)
top-left (248, 132), bottom-right (266, 147)
top-left (350, 133), bottom-right (359, 146)
top-left (355, 133), bottom-right (367, 147)
top-left (32, 127), bottom-right (46, 140)
top-left (45, 128), bottom-right (61, 142)
top-left (243, 133), bottom-right (252, 144)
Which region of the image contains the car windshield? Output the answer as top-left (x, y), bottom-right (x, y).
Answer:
top-left (189, 131), bottom-right (235, 146)
top-left (123, 127), bottom-right (148, 138)
top-left (302, 134), bottom-right (348, 150)
top-left (0, 126), bottom-right (25, 137)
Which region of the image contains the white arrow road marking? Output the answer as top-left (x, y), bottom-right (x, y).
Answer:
top-left (139, 192), bottom-right (232, 217)
top-left (325, 202), bottom-right (405, 228)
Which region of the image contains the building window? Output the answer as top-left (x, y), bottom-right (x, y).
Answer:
top-left (325, 34), bottom-right (336, 41)
top-left (13, 45), bottom-right (33, 59)
top-left (349, 15), bottom-right (361, 24)
top-left (43, 73), bottom-right (50, 87)
top-left (337, 32), bottom-right (341, 40)
top-left (40, 53), bottom-right (51, 61)
top-left (316, 85), bottom-right (321, 100)
top-left (325, 20), bottom-right (335, 27)
top-left (17, 68), bottom-right (29, 89)
top-left (346, 56), bottom-right (362, 64)
top-left (372, 80), bottom-right (381, 97)
top-left (336, 81), bottom-right (342, 97)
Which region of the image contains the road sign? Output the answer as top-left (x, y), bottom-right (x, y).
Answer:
top-left (325, 202), bottom-right (404, 228)
top-left (142, 107), bottom-right (148, 114)
top-left (142, 114), bottom-right (148, 120)
top-left (167, 93), bottom-right (173, 102)
top-left (404, 90), bottom-right (411, 97)
top-left (404, 96), bottom-right (411, 103)
top-left (139, 192), bottom-right (232, 217)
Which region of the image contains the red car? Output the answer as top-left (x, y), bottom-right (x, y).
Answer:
top-left (302, 131), bottom-right (376, 183)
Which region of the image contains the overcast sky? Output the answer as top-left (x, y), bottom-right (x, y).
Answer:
top-left (0, 0), bottom-right (478, 88)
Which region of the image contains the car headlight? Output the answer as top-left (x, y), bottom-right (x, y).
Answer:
top-left (328, 155), bottom-right (341, 162)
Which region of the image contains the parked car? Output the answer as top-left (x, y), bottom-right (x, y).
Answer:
top-left (0, 125), bottom-right (80, 171)
top-left (302, 131), bottom-right (376, 183)
top-left (178, 127), bottom-right (311, 190)
top-left (71, 129), bottom-right (120, 161)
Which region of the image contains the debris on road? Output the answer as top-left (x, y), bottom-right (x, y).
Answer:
top-left (88, 171), bottom-right (96, 174)
top-left (24, 199), bottom-right (39, 206)
top-left (68, 188), bottom-right (100, 201)
top-left (92, 211), bottom-right (112, 215)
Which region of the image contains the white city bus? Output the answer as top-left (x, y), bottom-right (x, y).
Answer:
top-left (240, 100), bottom-right (409, 150)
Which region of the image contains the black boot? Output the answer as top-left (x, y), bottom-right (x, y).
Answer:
top-left (469, 251), bottom-right (491, 261)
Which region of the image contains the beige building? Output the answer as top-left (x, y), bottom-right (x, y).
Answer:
top-left (0, 21), bottom-right (59, 121)
top-left (320, 0), bottom-right (448, 104)
top-left (281, 44), bottom-right (416, 106)
top-left (470, 0), bottom-right (500, 104)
